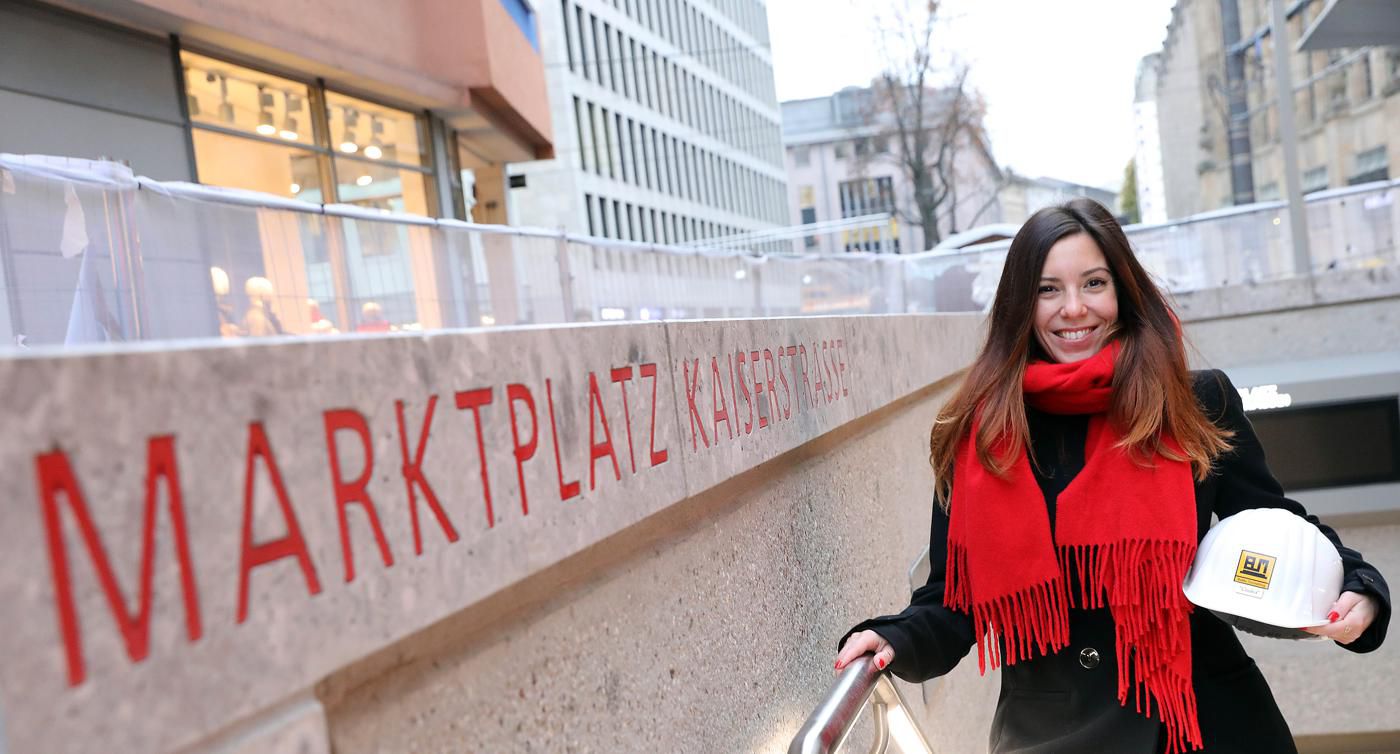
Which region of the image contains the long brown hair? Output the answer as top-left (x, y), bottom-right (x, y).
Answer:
top-left (930, 198), bottom-right (1231, 507)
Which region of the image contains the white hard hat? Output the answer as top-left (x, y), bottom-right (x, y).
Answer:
top-left (1182, 507), bottom-right (1343, 640)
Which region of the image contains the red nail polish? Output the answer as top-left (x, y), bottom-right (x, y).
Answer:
top-left (834, 661), bottom-right (841, 670)
top-left (1328, 611), bottom-right (1340, 623)
top-left (876, 658), bottom-right (886, 670)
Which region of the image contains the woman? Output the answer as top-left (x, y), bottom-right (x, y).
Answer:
top-left (834, 199), bottom-right (1390, 753)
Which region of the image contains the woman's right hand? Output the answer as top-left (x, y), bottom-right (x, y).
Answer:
top-left (834, 629), bottom-right (895, 673)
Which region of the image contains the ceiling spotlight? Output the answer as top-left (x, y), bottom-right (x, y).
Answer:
top-left (279, 92), bottom-right (302, 139)
top-left (216, 74), bottom-right (235, 124)
top-left (255, 85), bottom-right (276, 135)
top-left (340, 107), bottom-right (360, 153)
top-left (355, 174), bottom-right (373, 187)
top-left (290, 182), bottom-right (302, 194)
top-left (364, 116), bottom-right (384, 159)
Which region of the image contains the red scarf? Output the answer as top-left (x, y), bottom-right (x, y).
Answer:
top-left (943, 343), bottom-right (1203, 753)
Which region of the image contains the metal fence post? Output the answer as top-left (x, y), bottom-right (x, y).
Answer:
top-left (555, 226), bottom-right (576, 322)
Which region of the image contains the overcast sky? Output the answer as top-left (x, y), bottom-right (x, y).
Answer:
top-left (766, 0), bottom-right (1177, 189)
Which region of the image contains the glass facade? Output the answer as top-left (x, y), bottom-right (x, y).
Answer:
top-left (173, 51), bottom-right (451, 340)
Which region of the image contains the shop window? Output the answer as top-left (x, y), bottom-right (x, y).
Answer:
top-left (183, 52), bottom-right (315, 147)
top-left (333, 157), bottom-right (430, 217)
top-left (181, 51), bottom-right (435, 214)
top-left (190, 129), bottom-right (323, 201)
top-left (325, 91), bottom-right (426, 166)
top-left (182, 53), bottom-right (319, 201)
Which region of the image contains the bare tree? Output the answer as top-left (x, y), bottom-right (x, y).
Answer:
top-left (858, 0), bottom-right (995, 247)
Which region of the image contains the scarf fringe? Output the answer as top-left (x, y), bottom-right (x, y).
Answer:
top-left (946, 542), bottom-right (1071, 674)
top-left (949, 538), bottom-right (1202, 751)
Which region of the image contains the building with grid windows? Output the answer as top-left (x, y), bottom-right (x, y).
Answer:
top-left (1156, 0), bottom-right (1400, 219)
top-left (506, 0), bottom-right (790, 249)
top-left (780, 85), bottom-right (1004, 256)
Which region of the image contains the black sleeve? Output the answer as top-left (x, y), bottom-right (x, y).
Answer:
top-left (836, 499), bottom-right (976, 682)
top-left (1199, 369), bottom-right (1391, 653)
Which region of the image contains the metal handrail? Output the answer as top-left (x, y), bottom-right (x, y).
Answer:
top-left (788, 655), bottom-right (935, 754)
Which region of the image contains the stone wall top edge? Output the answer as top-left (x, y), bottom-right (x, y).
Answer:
top-left (1174, 262), bottom-right (1400, 323)
top-left (0, 313), bottom-right (985, 363)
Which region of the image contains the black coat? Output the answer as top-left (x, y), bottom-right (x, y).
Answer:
top-left (841, 370), bottom-right (1392, 753)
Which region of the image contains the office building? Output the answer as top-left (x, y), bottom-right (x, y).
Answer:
top-left (507, 0), bottom-right (789, 246)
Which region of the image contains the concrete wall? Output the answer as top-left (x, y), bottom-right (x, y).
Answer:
top-left (1177, 265), bottom-right (1400, 364)
top-left (320, 366), bottom-right (975, 753)
top-left (0, 312), bottom-right (983, 753)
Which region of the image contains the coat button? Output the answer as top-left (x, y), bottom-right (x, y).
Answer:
top-left (1079, 648), bottom-right (1100, 669)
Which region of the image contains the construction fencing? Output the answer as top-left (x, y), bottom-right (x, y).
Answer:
top-left (1, 154), bottom-right (1396, 350)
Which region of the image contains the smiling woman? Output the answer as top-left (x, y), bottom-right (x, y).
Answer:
top-left (834, 197), bottom-right (1391, 754)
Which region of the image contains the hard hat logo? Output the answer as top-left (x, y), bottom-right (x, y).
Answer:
top-left (1234, 551), bottom-right (1275, 589)
top-left (1183, 508), bottom-right (1343, 639)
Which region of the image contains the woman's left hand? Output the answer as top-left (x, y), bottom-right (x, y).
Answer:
top-left (1303, 591), bottom-right (1377, 645)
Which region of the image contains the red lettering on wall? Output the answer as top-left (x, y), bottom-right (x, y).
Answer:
top-left (587, 372), bottom-right (622, 490)
top-left (238, 422), bottom-right (322, 624)
top-left (750, 350), bottom-right (768, 429)
top-left (762, 349), bottom-right (779, 423)
top-left (323, 409), bottom-right (395, 583)
top-left (837, 338), bottom-right (849, 397)
top-left (820, 340), bottom-right (834, 403)
top-left (35, 437), bottom-right (203, 687)
top-left (727, 352), bottom-right (739, 428)
top-left (640, 363), bottom-right (669, 467)
top-left (395, 396), bottom-right (458, 556)
top-left (454, 387), bottom-right (497, 527)
top-left (683, 358), bottom-right (711, 450)
top-left (546, 378), bottom-right (582, 500)
top-left (609, 367), bottom-right (638, 474)
top-left (825, 340), bottom-right (839, 402)
top-left (775, 344), bottom-right (792, 420)
top-left (506, 384), bottom-right (538, 516)
top-left (711, 356), bottom-right (733, 440)
top-left (785, 345), bottom-right (801, 415)
top-left (808, 343), bottom-right (823, 404)
top-left (737, 350), bottom-right (754, 434)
